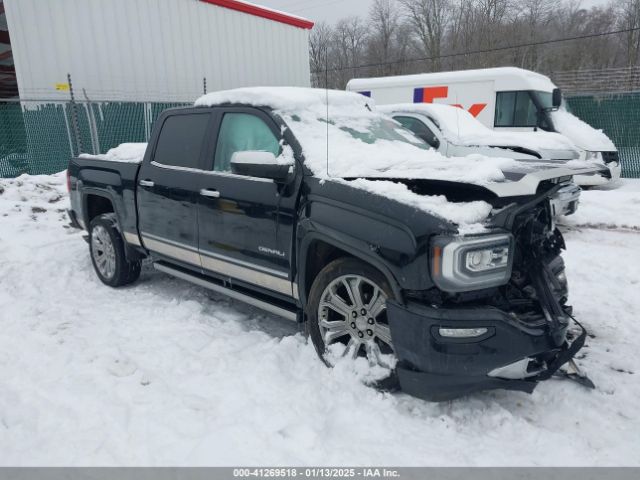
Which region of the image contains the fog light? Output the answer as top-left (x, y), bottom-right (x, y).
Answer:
top-left (438, 327), bottom-right (488, 338)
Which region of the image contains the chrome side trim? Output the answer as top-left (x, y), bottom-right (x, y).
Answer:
top-left (199, 248), bottom-right (288, 278)
top-left (154, 263), bottom-right (297, 322)
top-left (200, 253), bottom-right (293, 296)
top-left (141, 234), bottom-right (201, 267)
top-left (141, 232), bottom-right (294, 297)
top-left (123, 231), bottom-right (141, 247)
top-left (150, 161), bottom-right (275, 183)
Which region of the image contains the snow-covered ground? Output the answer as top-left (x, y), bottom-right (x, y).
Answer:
top-left (0, 174), bottom-right (639, 466)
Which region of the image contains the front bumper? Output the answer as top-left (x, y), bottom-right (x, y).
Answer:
top-left (574, 161), bottom-right (621, 186)
top-left (387, 300), bottom-right (585, 401)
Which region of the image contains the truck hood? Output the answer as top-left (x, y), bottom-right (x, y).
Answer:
top-left (357, 164), bottom-right (602, 199)
top-left (550, 109), bottom-right (616, 152)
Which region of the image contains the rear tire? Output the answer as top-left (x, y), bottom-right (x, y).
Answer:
top-left (89, 213), bottom-right (141, 287)
top-left (307, 257), bottom-right (399, 391)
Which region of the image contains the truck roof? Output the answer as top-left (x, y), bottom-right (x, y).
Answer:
top-left (347, 67), bottom-right (556, 93)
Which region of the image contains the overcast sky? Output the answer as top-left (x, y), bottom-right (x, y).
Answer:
top-left (259, 0), bottom-right (612, 26)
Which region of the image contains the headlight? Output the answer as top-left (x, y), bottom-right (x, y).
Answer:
top-left (431, 234), bottom-right (514, 292)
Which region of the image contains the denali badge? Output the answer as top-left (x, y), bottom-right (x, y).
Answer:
top-left (259, 246), bottom-right (286, 258)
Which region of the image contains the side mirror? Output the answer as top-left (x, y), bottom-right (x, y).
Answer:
top-left (230, 151), bottom-right (290, 181)
top-left (552, 88), bottom-right (562, 109)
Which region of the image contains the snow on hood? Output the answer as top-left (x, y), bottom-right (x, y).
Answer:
top-left (79, 143), bottom-right (147, 163)
top-left (379, 103), bottom-right (578, 154)
top-left (344, 178), bottom-right (492, 234)
top-left (195, 87), bottom-right (517, 185)
top-left (551, 108), bottom-right (616, 152)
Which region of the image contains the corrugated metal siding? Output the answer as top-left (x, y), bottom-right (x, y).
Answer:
top-left (4, 0), bottom-right (311, 102)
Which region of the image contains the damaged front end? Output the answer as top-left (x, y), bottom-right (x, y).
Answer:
top-left (388, 186), bottom-right (593, 401)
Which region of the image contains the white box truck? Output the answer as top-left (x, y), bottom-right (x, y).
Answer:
top-left (347, 67), bottom-right (621, 185)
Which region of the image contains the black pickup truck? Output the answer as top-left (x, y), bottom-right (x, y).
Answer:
top-left (67, 87), bottom-right (593, 401)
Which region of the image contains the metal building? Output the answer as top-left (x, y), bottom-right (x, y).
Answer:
top-left (3, 0), bottom-right (313, 102)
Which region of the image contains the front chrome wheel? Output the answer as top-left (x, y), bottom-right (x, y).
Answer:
top-left (91, 224), bottom-right (116, 280)
top-left (318, 274), bottom-right (395, 368)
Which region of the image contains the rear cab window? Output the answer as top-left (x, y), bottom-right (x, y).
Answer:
top-left (153, 113), bottom-right (210, 169)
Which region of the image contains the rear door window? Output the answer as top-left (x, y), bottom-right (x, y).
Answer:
top-left (153, 113), bottom-right (210, 169)
top-left (213, 113), bottom-right (280, 172)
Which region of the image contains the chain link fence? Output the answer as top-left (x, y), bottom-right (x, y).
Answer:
top-left (565, 92), bottom-right (640, 178)
top-left (0, 99), bottom-right (189, 178)
top-left (1, 93), bottom-right (640, 178)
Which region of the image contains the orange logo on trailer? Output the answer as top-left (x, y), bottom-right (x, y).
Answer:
top-left (414, 86), bottom-right (487, 117)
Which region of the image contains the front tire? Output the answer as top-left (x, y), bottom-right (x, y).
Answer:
top-left (89, 213), bottom-right (141, 287)
top-left (307, 257), bottom-right (398, 389)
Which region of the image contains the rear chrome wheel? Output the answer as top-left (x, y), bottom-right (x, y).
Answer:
top-left (91, 224), bottom-right (116, 280)
top-left (318, 274), bottom-right (395, 368)
top-left (89, 213), bottom-right (141, 287)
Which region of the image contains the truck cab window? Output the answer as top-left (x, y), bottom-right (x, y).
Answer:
top-left (394, 115), bottom-right (440, 149)
top-left (153, 114), bottom-right (210, 168)
top-left (214, 113), bottom-right (280, 172)
top-left (495, 91), bottom-right (538, 128)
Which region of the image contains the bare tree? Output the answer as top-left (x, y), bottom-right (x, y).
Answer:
top-left (367, 0), bottom-right (402, 76)
top-left (400, 0), bottom-right (452, 71)
top-left (308, 0), bottom-right (638, 89)
top-left (309, 22), bottom-right (333, 88)
top-left (618, 0), bottom-right (640, 67)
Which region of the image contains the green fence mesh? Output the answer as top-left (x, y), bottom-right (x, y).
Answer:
top-left (0, 99), bottom-right (190, 178)
top-left (565, 93), bottom-right (640, 178)
top-left (1, 95), bottom-right (640, 178)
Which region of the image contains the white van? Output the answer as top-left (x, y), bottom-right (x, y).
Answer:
top-left (347, 67), bottom-right (621, 185)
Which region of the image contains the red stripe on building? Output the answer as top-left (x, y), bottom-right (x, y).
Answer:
top-left (200, 0), bottom-right (314, 30)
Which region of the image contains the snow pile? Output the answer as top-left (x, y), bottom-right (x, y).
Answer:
top-left (561, 180), bottom-right (640, 230)
top-left (196, 87), bottom-right (517, 185)
top-left (379, 103), bottom-right (578, 153)
top-left (1, 172), bottom-right (639, 465)
top-left (80, 143), bottom-right (147, 163)
top-left (345, 178), bottom-right (492, 233)
top-left (551, 108), bottom-right (616, 152)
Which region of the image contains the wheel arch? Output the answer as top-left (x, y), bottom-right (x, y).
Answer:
top-left (83, 190), bottom-right (145, 262)
top-left (297, 233), bottom-right (402, 308)
top-left (82, 189), bottom-right (119, 228)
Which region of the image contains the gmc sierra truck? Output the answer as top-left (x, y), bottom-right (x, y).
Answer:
top-left (67, 87), bottom-right (595, 401)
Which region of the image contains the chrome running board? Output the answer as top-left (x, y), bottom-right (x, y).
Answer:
top-left (153, 262), bottom-right (298, 322)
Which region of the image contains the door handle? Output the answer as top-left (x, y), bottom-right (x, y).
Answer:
top-left (139, 179), bottom-right (155, 187)
top-left (200, 188), bottom-right (220, 198)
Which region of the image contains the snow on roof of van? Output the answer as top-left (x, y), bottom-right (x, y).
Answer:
top-left (380, 103), bottom-right (578, 152)
top-left (347, 67), bottom-right (556, 93)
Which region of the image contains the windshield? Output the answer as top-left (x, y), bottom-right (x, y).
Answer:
top-left (495, 90), bottom-right (553, 130)
top-left (531, 91), bottom-right (553, 110)
top-left (335, 117), bottom-right (429, 148)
